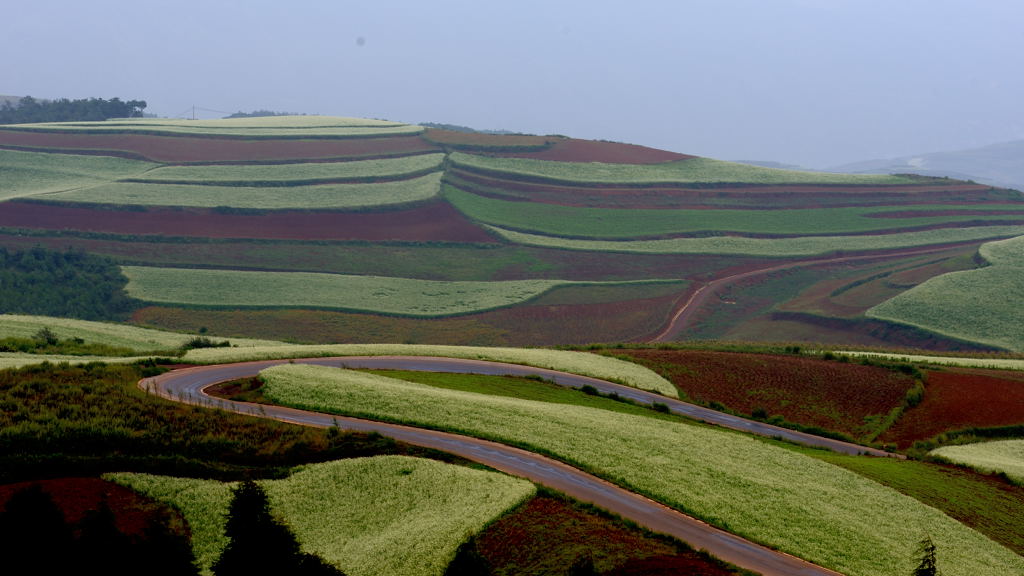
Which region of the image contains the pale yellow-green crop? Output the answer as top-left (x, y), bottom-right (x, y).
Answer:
top-left (107, 456), bottom-right (535, 576)
top-left (868, 235), bottom-right (1024, 352)
top-left (450, 152), bottom-right (914, 185)
top-left (0, 314), bottom-right (285, 353)
top-left (932, 440), bottom-right (1024, 483)
top-left (41, 172), bottom-right (443, 210)
top-left (129, 153), bottom-right (442, 185)
top-left (180, 343), bottom-right (677, 396)
top-left (122, 267), bottom-right (674, 318)
top-left (0, 148), bottom-right (156, 200)
top-left (487, 224), bottom-right (1024, 257)
top-left (259, 364), bottom-right (1024, 576)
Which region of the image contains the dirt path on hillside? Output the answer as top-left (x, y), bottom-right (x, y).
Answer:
top-left (649, 241), bottom-right (996, 342)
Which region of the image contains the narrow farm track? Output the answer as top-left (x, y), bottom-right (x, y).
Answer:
top-left (143, 358), bottom-right (845, 576)
top-left (650, 241), bottom-right (999, 342)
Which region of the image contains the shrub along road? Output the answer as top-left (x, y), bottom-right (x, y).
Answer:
top-left (143, 356), bottom-right (860, 576)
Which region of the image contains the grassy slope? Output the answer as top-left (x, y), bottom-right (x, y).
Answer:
top-left (366, 368), bottom-right (1024, 556)
top-left (108, 457), bottom-right (535, 576)
top-left (488, 224), bottom-right (1024, 256)
top-left (122, 266), bottom-right (679, 317)
top-left (181, 343), bottom-right (677, 396)
top-left (127, 153), bottom-right (442, 184)
top-left (932, 440), bottom-right (1024, 483)
top-left (0, 148), bottom-right (155, 200)
top-left (450, 152), bottom-right (914, 185)
top-left (446, 187), bottom-right (1024, 238)
top-left (867, 236), bottom-right (1024, 351)
top-left (259, 364), bottom-right (1023, 576)
top-left (0, 314), bottom-right (284, 352)
top-left (41, 172), bottom-right (442, 210)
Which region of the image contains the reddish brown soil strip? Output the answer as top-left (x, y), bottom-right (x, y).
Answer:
top-left (422, 128), bottom-right (551, 149)
top-left (0, 200), bottom-right (495, 242)
top-left (477, 496), bottom-right (737, 575)
top-left (131, 288), bottom-right (681, 347)
top-left (0, 477), bottom-right (173, 537)
top-left (497, 137), bottom-right (694, 164)
top-left (451, 169), bottom-right (1000, 208)
top-left (617, 350), bottom-right (912, 438)
top-left (880, 369), bottom-right (1024, 449)
top-left (0, 130), bottom-right (437, 163)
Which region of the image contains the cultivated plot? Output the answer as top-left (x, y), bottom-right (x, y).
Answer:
top-left (450, 152), bottom-right (915, 186)
top-left (488, 224), bottom-right (1024, 256)
top-left (125, 154), bottom-right (443, 186)
top-left (868, 236), bottom-right (1024, 351)
top-left (259, 364), bottom-right (1024, 576)
top-left (108, 456), bottom-right (534, 576)
top-left (0, 148), bottom-right (155, 200)
top-left (123, 266), bottom-right (677, 318)
top-left (42, 172), bottom-right (443, 210)
top-left (932, 440), bottom-right (1024, 483)
top-left (447, 187), bottom-right (1024, 238)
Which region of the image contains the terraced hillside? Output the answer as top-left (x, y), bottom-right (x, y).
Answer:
top-left (2, 116), bottom-right (1022, 350)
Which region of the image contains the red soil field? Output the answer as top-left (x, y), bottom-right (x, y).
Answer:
top-left (0, 477), bottom-right (173, 537)
top-left (422, 128), bottom-right (551, 149)
top-left (0, 130), bottom-right (437, 163)
top-left (0, 199), bottom-right (495, 242)
top-left (497, 137), bottom-right (694, 164)
top-left (477, 497), bottom-right (736, 575)
top-left (131, 288), bottom-right (683, 346)
top-left (615, 349), bottom-right (914, 439)
top-left (880, 368), bottom-right (1024, 449)
top-left (450, 169), bottom-right (1001, 209)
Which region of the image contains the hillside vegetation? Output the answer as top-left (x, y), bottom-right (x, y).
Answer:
top-left (259, 364), bottom-right (1024, 576)
top-left (2, 115), bottom-right (1022, 348)
top-left (868, 235), bottom-right (1024, 351)
top-left (109, 457), bottom-right (535, 576)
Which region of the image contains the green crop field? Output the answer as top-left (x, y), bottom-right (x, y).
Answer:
top-left (446, 187), bottom-right (1024, 238)
top-left (0, 148), bottom-right (156, 200)
top-left (180, 343), bottom-right (677, 396)
top-left (489, 224), bottom-right (1024, 257)
top-left (108, 456), bottom-right (534, 576)
top-left (122, 266), bottom-right (676, 318)
top-left (124, 153), bottom-right (443, 186)
top-left (42, 172), bottom-right (442, 210)
top-left (868, 236), bottom-right (1024, 351)
top-left (979, 234), bottom-right (1024, 266)
top-left (450, 151), bottom-right (915, 186)
top-left (836, 351), bottom-right (1024, 371)
top-left (258, 364), bottom-right (1023, 576)
top-left (3, 116), bottom-right (425, 138)
top-left (0, 314), bottom-right (284, 353)
top-left (932, 440), bottom-right (1024, 483)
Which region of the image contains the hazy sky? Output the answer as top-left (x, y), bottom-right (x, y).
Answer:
top-left (4, 0), bottom-right (1023, 167)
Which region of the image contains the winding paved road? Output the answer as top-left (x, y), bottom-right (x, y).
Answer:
top-left (143, 356), bottom-right (849, 576)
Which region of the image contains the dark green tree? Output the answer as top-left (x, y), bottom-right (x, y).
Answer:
top-left (213, 480), bottom-right (343, 576)
top-left (0, 484), bottom-right (74, 574)
top-left (913, 536), bottom-right (939, 576)
top-left (568, 553), bottom-right (599, 576)
top-left (444, 536), bottom-right (492, 576)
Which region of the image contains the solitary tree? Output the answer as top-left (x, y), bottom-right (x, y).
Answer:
top-left (213, 480), bottom-right (343, 576)
top-left (913, 536), bottom-right (939, 576)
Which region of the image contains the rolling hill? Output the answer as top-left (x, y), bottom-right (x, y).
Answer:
top-left (1, 115), bottom-right (1022, 351)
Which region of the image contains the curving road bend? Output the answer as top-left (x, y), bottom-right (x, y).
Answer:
top-left (143, 357), bottom-right (849, 576)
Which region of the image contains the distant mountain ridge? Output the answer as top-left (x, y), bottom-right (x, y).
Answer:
top-left (829, 140), bottom-right (1024, 192)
